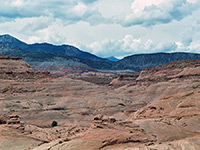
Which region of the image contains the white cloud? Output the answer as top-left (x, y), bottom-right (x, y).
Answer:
top-left (27, 36), bottom-right (41, 44)
top-left (98, 0), bottom-right (132, 18)
top-left (144, 39), bottom-right (154, 50)
top-left (84, 35), bottom-right (160, 57)
top-left (120, 0), bottom-right (200, 26)
top-left (0, 0), bottom-right (200, 58)
top-left (11, 0), bottom-right (24, 7)
top-left (182, 36), bottom-right (193, 47)
top-left (188, 43), bottom-right (200, 53)
top-left (187, 0), bottom-right (199, 4)
top-left (71, 2), bottom-right (88, 17)
top-left (83, 34), bottom-right (200, 58)
top-left (0, 0), bottom-right (105, 25)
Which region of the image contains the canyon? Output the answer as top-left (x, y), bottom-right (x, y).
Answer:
top-left (0, 54), bottom-right (200, 150)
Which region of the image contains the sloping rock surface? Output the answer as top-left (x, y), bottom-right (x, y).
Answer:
top-left (0, 56), bottom-right (200, 149)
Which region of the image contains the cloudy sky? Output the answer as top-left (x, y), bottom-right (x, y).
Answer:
top-left (0, 0), bottom-right (200, 58)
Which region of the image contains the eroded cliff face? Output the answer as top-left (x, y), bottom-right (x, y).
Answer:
top-left (0, 56), bottom-right (200, 150)
top-left (0, 54), bottom-right (51, 81)
top-left (0, 54), bottom-right (31, 72)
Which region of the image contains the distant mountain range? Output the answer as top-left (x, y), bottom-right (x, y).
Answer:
top-left (0, 34), bottom-right (108, 62)
top-left (106, 56), bottom-right (119, 62)
top-left (112, 52), bottom-right (200, 71)
top-left (1, 34), bottom-right (200, 72)
top-left (0, 43), bottom-right (112, 70)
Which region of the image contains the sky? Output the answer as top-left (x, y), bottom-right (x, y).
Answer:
top-left (0, 0), bottom-right (200, 58)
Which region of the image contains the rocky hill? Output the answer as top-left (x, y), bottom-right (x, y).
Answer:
top-left (0, 54), bottom-right (52, 81)
top-left (0, 43), bottom-right (112, 70)
top-left (0, 34), bottom-right (28, 49)
top-left (112, 52), bottom-right (200, 71)
top-left (1, 34), bottom-right (200, 73)
top-left (0, 54), bottom-right (32, 73)
top-left (0, 34), bottom-right (108, 62)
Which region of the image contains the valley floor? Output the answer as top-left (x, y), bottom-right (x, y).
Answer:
top-left (0, 56), bottom-right (200, 150)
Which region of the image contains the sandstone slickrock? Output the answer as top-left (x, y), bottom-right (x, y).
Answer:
top-left (0, 54), bottom-right (200, 149)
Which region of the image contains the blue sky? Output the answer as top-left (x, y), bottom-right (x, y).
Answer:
top-left (0, 0), bottom-right (200, 58)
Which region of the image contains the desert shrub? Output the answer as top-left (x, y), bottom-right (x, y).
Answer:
top-left (52, 107), bottom-right (65, 110)
top-left (22, 107), bottom-right (29, 109)
top-left (51, 121), bottom-right (58, 127)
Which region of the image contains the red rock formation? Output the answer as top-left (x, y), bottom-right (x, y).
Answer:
top-left (0, 56), bottom-right (200, 150)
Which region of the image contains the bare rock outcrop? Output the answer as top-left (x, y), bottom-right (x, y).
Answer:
top-left (136, 59), bottom-right (200, 81)
top-left (0, 55), bottom-right (200, 149)
top-left (91, 114), bottom-right (117, 129)
top-left (0, 116), bottom-right (7, 124)
top-left (0, 54), bottom-right (52, 81)
top-left (0, 115), bottom-right (20, 124)
top-left (109, 74), bottom-right (139, 88)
